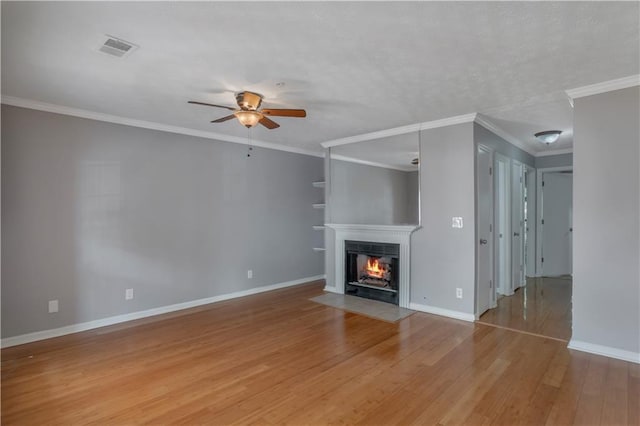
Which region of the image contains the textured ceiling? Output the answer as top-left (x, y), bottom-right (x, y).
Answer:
top-left (2, 2), bottom-right (638, 156)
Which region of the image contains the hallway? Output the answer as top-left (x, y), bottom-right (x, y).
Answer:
top-left (478, 276), bottom-right (572, 341)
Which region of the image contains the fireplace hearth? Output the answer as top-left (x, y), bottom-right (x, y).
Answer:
top-left (345, 240), bottom-right (400, 305)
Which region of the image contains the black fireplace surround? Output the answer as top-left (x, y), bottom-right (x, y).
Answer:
top-left (345, 240), bottom-right (400, 305)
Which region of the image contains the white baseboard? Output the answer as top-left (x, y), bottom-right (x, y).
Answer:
top-left (568, 339), bottom-right (640, 364)
top-left (409, 302), bottom-right (476, 322)
top-left (1, 275), bottom-right (325, 348)
top-left (323, 285), bottom-right (339, 294)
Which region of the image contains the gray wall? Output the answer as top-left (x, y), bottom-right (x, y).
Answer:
top-left (411, 122), bottom-right (476, 314)
top-left (1, 105), bottom-right (324, 338)
top-left (329, 159), bottom-right (419, 225)
top-left (474, 123), bottom-right (535, 168)
top-left (572, 86), bottom-right (640, 355)
top-left (535, 153), bottom-right (573, 169)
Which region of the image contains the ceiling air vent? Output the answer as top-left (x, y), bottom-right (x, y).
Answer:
top-left (98, 35), bottom-right (138, 58)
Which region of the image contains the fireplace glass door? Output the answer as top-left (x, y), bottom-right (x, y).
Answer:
top-left (345, 240), bottom-right (399, 305)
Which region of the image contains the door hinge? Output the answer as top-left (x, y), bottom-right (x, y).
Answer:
top-left (489, 167), bottom-right (493, 175)
top-left (542, 181), bottom-right (545, 187)
top-left (541, 219), bottom-right (544, 225)
top-left (541, 257), bottom-right (544, 263)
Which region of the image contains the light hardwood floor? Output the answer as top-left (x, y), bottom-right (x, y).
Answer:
top-left (2, 281), bottom-right (638, 425)
top-left (477, 276), bottom-right (573, 341)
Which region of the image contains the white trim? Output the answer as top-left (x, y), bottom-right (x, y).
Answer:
top-left (1, 275), bottom-right (325, 348)
top-left (535, 148), bottom-right (574, 157)
top-left (566, 74), bottom-right (640, 100)
top-left (474, 114), bottom-right (537, 156)
top-left (323, 285), bottom-right (339, 294)
top-left (326, 224), bottom-right (419, 233)
top-left (321, 113), bottom-right (477, 148)
top-left (568, 339), bottom-right (640, 364)
top-left (331, 154), bottom-right (417, 172)
top-left (1, 95), bottom-right (324, 158)
top-left (409, 302), bottom-right (476, 323)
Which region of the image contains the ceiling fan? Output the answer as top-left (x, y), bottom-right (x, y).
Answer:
top-left (188, 91), bottom-right (306, 129)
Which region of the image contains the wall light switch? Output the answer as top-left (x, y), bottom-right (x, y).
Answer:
top-left (452, 217), bottom-right (463, 228)
top-left (125, 288), bottom-right (134, 300)
top-left (247, 270), bottom-right (253, 279)
top-left (48, 300), bottom-right (59, 313)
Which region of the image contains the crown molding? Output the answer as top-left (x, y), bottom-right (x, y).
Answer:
top-left (321, 113), bottom-right (477, 148)
top-left (331, 154), bottom-right (417, 172)
top-left (534, 148), bottom-right (573, 157)
top-left (474, 114), bottom-right (537, 156)
top-left (566, 74), bottom-right (640, 100)
top-left (1, 95), bottom-right (325, 158)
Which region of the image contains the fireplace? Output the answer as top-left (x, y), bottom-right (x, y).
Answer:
top-left (345, 240), bottom-right (400, 305)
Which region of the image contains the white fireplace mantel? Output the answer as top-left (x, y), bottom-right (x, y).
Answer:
top-left (325, 223), bottom-right (419, 308)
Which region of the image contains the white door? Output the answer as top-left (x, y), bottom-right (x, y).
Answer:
top-left (542, 171), bottom-right (573, 276)
top-left (476, 146), bottom-right (494, 315)
top-left (525, 167), bottom-right (537, 277)
top-left (494, 154), bottom-right (510, 295)
top-left (511, 161), bottom-right (525, 289)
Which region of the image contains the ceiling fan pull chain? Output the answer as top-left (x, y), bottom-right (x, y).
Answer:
top-left (247, 128), bottom-right (253, 157)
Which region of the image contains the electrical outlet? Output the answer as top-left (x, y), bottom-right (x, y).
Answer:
top-left (247, 270), bottom-right (253, 279)
top-left (456, 288), bottom-right (463, 299)
top-left (125, 288), bottom-right (134, 300)
top-left (48, 300), bottom-right (59, 313)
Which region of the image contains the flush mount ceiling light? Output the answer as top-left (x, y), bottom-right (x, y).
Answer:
top-left (534, 130), bottom-right (562, 145)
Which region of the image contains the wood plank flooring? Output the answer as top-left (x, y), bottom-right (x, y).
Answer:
top-left (2, 280), bottom-right (638, 425)
top-left (477, 276), bottom-right (573, 341)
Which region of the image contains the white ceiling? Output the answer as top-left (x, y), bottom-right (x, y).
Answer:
top-left (2, 2), bottom-right (638, 156)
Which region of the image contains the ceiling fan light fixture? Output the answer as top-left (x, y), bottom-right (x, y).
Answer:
top-left (234, 110), bottom-right (263, 128)
top-left (534, 130), bottom-right (562, 145)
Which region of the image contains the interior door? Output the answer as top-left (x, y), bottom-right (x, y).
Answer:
top-left (476, 145), bottom-right (494, 315)
top-left (511, 161), bottom-right (525, 289)
top-left (541, 171), bottom-right (573, 276)
top-left (494, 154), bottom-right (510, 295)
top-left (525, 167), bottom-right (537, 277)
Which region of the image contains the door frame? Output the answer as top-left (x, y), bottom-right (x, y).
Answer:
top-left (524, 165), bottom-right (537, 278)
top-left (476, 144), bottom-right (496, 317)
top-left (536, 166), bottom-right (573, 276)
top-left (494, 153), bottom-right (512, 297)
top-left (511, 160), bottom-right (525, 291)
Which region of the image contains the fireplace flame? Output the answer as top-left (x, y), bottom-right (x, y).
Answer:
top-left (365, 258), bottom-right (386, 278)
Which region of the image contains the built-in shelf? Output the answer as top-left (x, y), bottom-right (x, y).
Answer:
top-left (312, 180), bottom-right (325, 252)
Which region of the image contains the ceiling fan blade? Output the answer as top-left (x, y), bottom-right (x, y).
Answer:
top-left (211, 114), bottom-right (236, 123)
top-left (188, 100), bottom-right (237, 111)
top-left (260, 109), bottom-right (307, 118)
top-left (259, 116), bottom-right (280, 129)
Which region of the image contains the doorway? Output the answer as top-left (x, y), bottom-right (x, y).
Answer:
top-left (511, 160), bottom-right (525, 291)
top-left (537, 167), bottom-right (573, 276)
top-left (476, 145), bottom-right (495, 317)
top-left (494, 153), bottom-right (511, 296)
top-left (524, 166), bottom-right (537, 277)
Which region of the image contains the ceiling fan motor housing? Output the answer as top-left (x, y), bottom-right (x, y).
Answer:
top-left (236, 91), bottom-right (263, 110)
